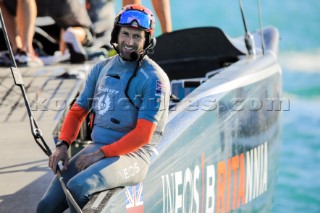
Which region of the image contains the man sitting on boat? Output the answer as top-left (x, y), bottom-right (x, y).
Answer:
top-left (37, 4), bottom-right (170, 212)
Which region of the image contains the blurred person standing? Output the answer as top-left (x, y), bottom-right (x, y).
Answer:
top-left (0, 0), bottom-right (94, 65)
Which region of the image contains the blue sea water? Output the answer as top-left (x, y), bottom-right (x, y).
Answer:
top-left (116, 1), bottom-right (320, 212)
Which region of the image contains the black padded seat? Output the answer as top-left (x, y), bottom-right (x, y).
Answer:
top-left (150, 27), bottom-right (244, 80)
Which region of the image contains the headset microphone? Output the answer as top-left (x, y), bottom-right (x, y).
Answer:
top-left (130, 51), bottom-right (139, 61)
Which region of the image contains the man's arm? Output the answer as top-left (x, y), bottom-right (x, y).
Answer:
top-left (100, 119), bottom-right (156, 157)
top-left (58, 60), bottom-right (106, 143)
top-left (58, 103), bottom-right (89, 144)
top-left (48, 103), bottom-right (88, 172)
top-left (74, 119), bottom-right (155, 171)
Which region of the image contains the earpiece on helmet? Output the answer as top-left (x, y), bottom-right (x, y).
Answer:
top-left (110, 26), bottom-right (119, 44)
top-left (149, 37), bottom-right (156, 49)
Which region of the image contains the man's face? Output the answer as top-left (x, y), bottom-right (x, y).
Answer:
top-left (117, 27), bottom-right (146, 61)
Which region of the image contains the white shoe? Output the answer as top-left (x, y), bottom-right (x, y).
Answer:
top-left (40, 50), bottom-right (70, 65)
top-left (63, 29), bottom-right (87, 63)
top-left (15, 51), bottom-right (43, 67)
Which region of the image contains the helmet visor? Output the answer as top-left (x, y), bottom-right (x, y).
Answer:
top-left (118, 10), bottom-right (151, 30)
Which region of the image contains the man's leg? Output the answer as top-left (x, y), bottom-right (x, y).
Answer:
top-left (38, 142), bottom-right (150, 212)
top-left (36, 175), bottom-right (69, 213)
top-left (37, 143), bottom-right (97, 213)
top-left (65, 144), bottom-right (150, 210)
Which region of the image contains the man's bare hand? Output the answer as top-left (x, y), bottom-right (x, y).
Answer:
top-left (76, 149), bottom-right (105, 172)
top-left (49, 144), bottom-right (69, 173)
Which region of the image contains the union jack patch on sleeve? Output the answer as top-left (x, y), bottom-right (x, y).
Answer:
top-left (155, 80), bottom-right (166, 96)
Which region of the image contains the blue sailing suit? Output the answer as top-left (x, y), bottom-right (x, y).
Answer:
top-left (37, 55), bottom-right (170, 212)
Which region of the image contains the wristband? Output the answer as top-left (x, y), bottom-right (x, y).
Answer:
top-left (56, 140), bottom-right (69, 149)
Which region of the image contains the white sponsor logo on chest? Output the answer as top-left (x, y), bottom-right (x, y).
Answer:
top-left (98, 86), bottom-right (119, 94)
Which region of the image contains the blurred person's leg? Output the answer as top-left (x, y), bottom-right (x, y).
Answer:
top-left (122, 0), bottom-right (140, 5)
top-left (122, 0), bottom-right (172, 33)
top-left (59, 29), bottom-right (66, 53)
top-left (49, 0), bottom-right (93, 63)
top-left (17, 0), bottom-right (37, 55)
top-left (63, 27), bottom-right (88, 63)
top-left (151, 0), bottom-right (172, 33)
top-left (14, 0), bottom-right (43, 66)
top-left (0, 1), bottom-right (22, 52)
